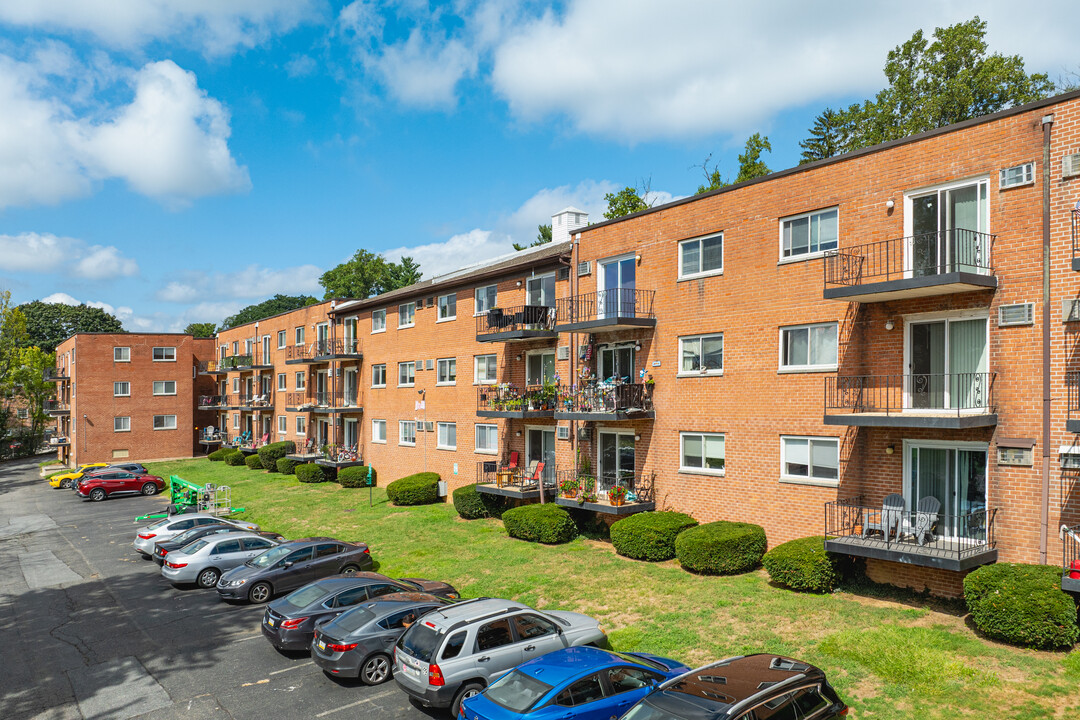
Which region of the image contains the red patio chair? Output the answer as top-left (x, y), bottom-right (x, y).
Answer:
top-left (519, 461), bottom-right (545, 488)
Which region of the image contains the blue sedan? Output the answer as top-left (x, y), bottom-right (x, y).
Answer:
top-left (458, 646), bottom-right (689, 720)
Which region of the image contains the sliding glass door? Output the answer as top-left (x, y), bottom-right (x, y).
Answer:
top-left (598, 256), bottom-right (636, 319)
top-left (906, 443), bottom-right (987, 538)
top-left (907, 316), bottom-right (988, 410)
top-left (909, 180), bottom-right (989, 277)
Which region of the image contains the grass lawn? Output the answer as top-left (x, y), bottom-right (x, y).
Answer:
top-left (146, 459), bottom-right (1080, 719)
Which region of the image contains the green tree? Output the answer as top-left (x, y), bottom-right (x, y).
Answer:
top-left (319, 250), bottom-right (423, 300)
top-left (799, 108), bottom-right (847, 164)
top-left (184, 322), bottom-right (216, 337)
top-left (381, 256), bottom-right (423, 292)
top-left (603, 186), bottom-right (650, 220)
top-left (8, 346), bottom-right (55, 450)
top-left (221, 294), bottom-right (318, 330)
top-left (695, 153), bottom-right (728, 194)
top-left (513, 224), bottom-right (552, 252)
top-left (16, 300), bottom-right (123, 352)
top-left (734, 133), bottom-right (771, 184)
top-left (0, 291), bottom-right (28, 454)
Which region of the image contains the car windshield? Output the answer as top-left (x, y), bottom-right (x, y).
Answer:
top-left (610, 652), bottom-right (668, 672)
top-left (332, 607), bottom-right (375, 633)
top-left (396, 579), bottom-right (421, 591)
top-left (283, 581), bottom-right (334, 609)
top-left (181, 539), bottom-right (209, 554)
top-left (397, 624), bottom-right (441, 663)
top-left (483, 670), bottom-right (552, 713)
top-left (249, 544), bottom-right (293, 568)
top-left (621, 699), bottom-right (687, 720)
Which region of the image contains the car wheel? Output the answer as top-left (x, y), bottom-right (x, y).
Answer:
top-left (451, 684), bottom-right (483, 717)
top-left (360, 654), bottom-right (392, 685)
top-left (60, 478), bottom-right (72, 489)
top-left (248, 582), bottom-right (272, 604)
top-left (340, 565), bottom-right (360, 575)
top-left (141, 482), bottom-right (159, 496)
top-left (197, 567), bottom-right (221, 589)
top-left (89, 488), bottom-right (107, 502)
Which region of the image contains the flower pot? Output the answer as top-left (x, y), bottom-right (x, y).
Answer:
top-left (610, 496), bottom-right (625, 507)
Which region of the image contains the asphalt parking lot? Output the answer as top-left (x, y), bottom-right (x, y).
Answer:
top-left (0, 457), bottom-right (432, 720)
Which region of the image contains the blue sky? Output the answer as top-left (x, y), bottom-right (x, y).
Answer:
top-left (0, 1), bottom-right (1075, 332)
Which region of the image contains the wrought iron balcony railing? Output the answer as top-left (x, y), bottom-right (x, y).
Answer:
top-left (825, 373), bottom-right (995, 416)
top-left (313, 338), bottom-right (362, 358)
top-left (554, 470), bottom-right (655, 505)
top-left (44, 368), bottom-right (68, 382)
top-left (477, 384), bottom-right (557, 414)
top-left (475, 461), bottom-right (558, 490)
top-left (236, 391), bottom-right (274, 408)
top-left (556, 382), bottom-right (653, 417)
top-left (555, 288), bottom-right (656, 327)
top-left (824, 229), bottom-right (995, 289)
top-left (475, 304), bottom-right (557, 339)
top-left (285, 391), bottom-right (315, 409)
top-left (197, 394), bottom-right (233, 408)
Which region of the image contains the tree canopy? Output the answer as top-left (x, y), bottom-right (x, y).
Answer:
top-left (603, 187), bottom-right (650, 220)
top-left (513, 224), bottom-right (552, 252)
top-left (696, 134), bottom-right (773, 194)
top-left (220, 294), bottom-right (319, 330)
top-left (318, 250), bottom-right (423, 300)
top-left (184, 322), bottom-right (217, 337)
top-left (16, 300), bottom-right (123, 352)
top-left (7, 345), bottom-right (55, 445)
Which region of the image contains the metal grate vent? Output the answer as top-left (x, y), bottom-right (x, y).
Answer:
top-left (557, 267), bottom-right (570, 281)
top-left (556, 346), bottom-right (570, 360)
top-left (998, 302), bottom-right (1034, 327)
top-left (577, 260), bottom-right (591, 276)
top-left (1063, 299), bottom-right (1080, 323)
top-left (425, 359), bottom-right (434, 371)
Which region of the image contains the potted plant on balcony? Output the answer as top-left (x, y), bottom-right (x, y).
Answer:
top-left (579, 476), bottom-right (598, 505)
top-left (608, 484), bottom-right (628, 507)
top-left (559, 475), bottom-right (579, 499)
top-left (540, 381), bottom-right (557, 410)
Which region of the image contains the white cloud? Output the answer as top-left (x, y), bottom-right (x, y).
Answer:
top-left (156, 282), bottom-right (200, 303)
top-left (0, 232), bottom-right (138, 278)
top-left (285, 54), bottom-right (317, 78)
top-left (154, 264), bottom-right (323, 302)
top-left (41, 292), bottom-right (81, 306)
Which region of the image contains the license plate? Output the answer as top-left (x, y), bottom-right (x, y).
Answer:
top-left (317, 640), bottom-right (326, 651)
top-left (404, 664), bottom-right (421, 678)
top-left (267, 618), bottom-right (275, 627)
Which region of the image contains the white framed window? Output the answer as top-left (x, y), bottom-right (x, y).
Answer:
top-left (113, 347), bottom-right (130, 362)
top-left (372, 309), bottom-right (386, 333)
top-left (233, 414), bottom-right (239, 429)
top-left (678, 232), bottom-right (723, 279)
top-left (779, 322), bottom-right (838, 372)
top-left (277, 373), bottom-right (286, 391)
top-left (780, 207), bottom-right (838, 261)
top-left (153, 415), bottom-right (177, 430)
top-left (277, 415), bottom-right (287, 434)
top-left (781, 436), bottom-right (840, 485)
top-left (680, 432), bottom-right (725, 475)
top-left (999, 162), bottom-right (1034, 189)
top-left (437, 294), bottom-right (456, 321)
top-left (437, 422), bottom-right (457, 450)
top-left (399, 420), bottom-right (416, 446)
top-left (277, 330), bottom-right (286, 348)
top-left (296, 416), bottom-right (306, 435)
top-left (295, 326), bottom-right (305, 345)
top-left (153, 380), bottom-right (177, 396)
top-left (232, 341), bottom-right (239, 355)
top-left (372, 419), bottom-right (387, 443)
top-left (398, 361), bottom-right (415, 387)
top-left (437, 358), bottom-right (456, 385)
top-left (475, 424), bottom-right (498, 454)
top-left (261, 335), bottom-right (270, 362)
top-left (371, 364), bottom-right (386, 388)
top-left (475, 285), bottom-right (497, 314)
top-left (475, 354), bottom-right (497, 384)
top-left (114, 416), bottom-right (131, 432)
top-left (295, 372), bottom-right (306, 390)
top-left (113, 381), bottom-right (130, 397)
top-left (232, 378), bottom-right (240, 393)
top-left (153, 347), bottom-right (176, 362)
top-left (679, 334), bottom-right (723, 375)
top-left (398, 302), bottom-right (415, 328)
top-left (17, 408), bottom-right (28, 419)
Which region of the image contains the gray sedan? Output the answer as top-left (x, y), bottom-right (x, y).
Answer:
top-left (161, 534), bottom-right (280, 588)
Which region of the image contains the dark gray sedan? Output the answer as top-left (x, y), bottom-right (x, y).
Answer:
top-left (261, 574), bottom-right (458, 651)
top-left (216, 537), bottom-right (374, 604)
top-left (311, 593), bottom-right (449, 684)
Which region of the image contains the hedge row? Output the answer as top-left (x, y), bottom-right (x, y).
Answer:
top-left (502, 504), bottom-right (577, 544)
top-left (610, 512), bottom-right (699, 561)
top-left (762, 536), bottom-right (844, 593)
top-left (295, 463), bottom-right (326, 483)
top-left (964, 563), bottom-right (1079, 649)
top-left (675, 521), bottom-right (767, 575)
top-left (339, 466), bottom-right (377, 488)
top-left (223, 450), bottom-right (246, 466)
top-left (257, 441), bottom-right (295, 472)
top-left (208, 448), bottom-right (231, 461)
top-left (244, 454), bottom-right (264, 470)
top-left (453, 484), bottom-right (506, 519)
top-left (276, 457), bottom-right (300, 475)
top-left (386, 472), bottom-right (440, 505)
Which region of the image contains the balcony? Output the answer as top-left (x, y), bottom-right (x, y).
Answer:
top-left (825, 498), bottom-right (997, 572)
top-left (1067, 372), bottom-right (1080, 433)
top-left (45, 400), bottom-right (69, 416)
top-left (197, 394), bottom-right (233, 410)
top-left (823, 230), bottom-right (996, 303)
top-left (47, 436), bottom-right (70, 447)
top-left (554, 382), bottom-right (654, 421)
top-left (311, 390), bottom-right (363, 414)
top-left (313, 339), bottom-right (363, 361)
top-left (43, 368), bottom-right (68, 382)
top-left (235, 392), bottom-right (274, 411)
top-left (477, 384), bottom-right (556, 418)
top-left (286, 438), bottom-right (321, 462)
top-left (553, 471), bottom-right (655, 515)
top-left (475, 305), bottom-right (558, 342)
top-left (1062, 525), bottom-right (1080, 593)
top-left (197, 360), bottom-right (229, 376)
top-left (824, 373), bottom-right (996, 429)
top-left (316, 445), bottom-right (365, 469)
top-left (285, 344), bottom-right (318, 364)
top-left (475, 460), bottom-right (557, 501)
top-left (554, 289), bottom-right (656, 333)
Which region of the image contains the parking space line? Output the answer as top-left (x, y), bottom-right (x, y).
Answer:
top-left (315, 688), bottom-right (397, 717)
top-left (270, 661), bottom-right (313, 675)
top-left (233, 633), bottom-right (264, 642)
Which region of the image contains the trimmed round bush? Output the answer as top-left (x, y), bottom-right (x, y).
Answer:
top-left (339, 466), bottom-right (377, 488)
top-left (964, 563), bottom-right (1079, 649)
top-left (762, 536), bottom-right (844, 593)
top-left (244, 454), bottom-right (264, 470)
top-left (295, 463), bottom-right (326, 484)
top-left (386, 472), bottom-right (440, 506)
top-left (453, 484), bottom-right (507, 519)
top-left (502, 503), bottom-right (577, 544)
top-left (610, 511), bottom-right (698, 561)
top-left (257, 440), bottom-right (295, 472)
top-left (276, 457), bottom-right (299, 475)
top-left (223, 450), bottom-right (246, 466)
top-left (676, 521), bottom-right (767, 575)
top-left (208, 448), bottom-right (230, 461)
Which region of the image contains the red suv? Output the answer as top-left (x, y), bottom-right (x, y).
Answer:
top-left (77, 470), bottom-right (165, 501)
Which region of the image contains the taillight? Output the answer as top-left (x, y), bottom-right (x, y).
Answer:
top-left (165, 561), bottom-right (187, 569)
top-left (327, 642), bottom-right (358, 652)
top-left (138, 533), bottom-right (156, 539)
top-left (428, 663), bottom-right (445, 686)
top-left (156, 547), bottom-right (166, 556)
top-left (279, 617), bottom-right (308, 629)
top-left (362, 547), bottom-right (370, 554)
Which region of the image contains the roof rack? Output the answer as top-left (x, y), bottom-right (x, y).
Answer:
top-left (425, 598), bottom-right (523, 634)
top-left (658, 656), bottom-right (744, 690)
top-left (724, 673), bottom-right (808, 717)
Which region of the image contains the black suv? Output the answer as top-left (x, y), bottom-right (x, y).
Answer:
top-left (621, 654), bottom-right (846, 720)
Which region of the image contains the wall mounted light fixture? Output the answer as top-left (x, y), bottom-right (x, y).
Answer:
top-left (886, 199), bottom-right (895, 209)
top-left (886, 444), bottom-right (895, 455)
top-left (885, 319), bottom-right (895, 331)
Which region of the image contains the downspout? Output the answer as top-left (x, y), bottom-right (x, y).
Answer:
top-left (569, 233), bottom-right (580, 503)
top-left (1040, 113), bottom-right (1054, 565)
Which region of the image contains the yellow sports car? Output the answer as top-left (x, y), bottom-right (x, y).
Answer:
top-left (49, 463), bottom-right (109, 489)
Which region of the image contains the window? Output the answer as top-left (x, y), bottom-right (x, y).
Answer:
top-left (113, 381), bottom-right (130, 397)
top-left (296, 416), bottom-right (306, 435)
top-left (372, 419), bottom-right (386, 443)
top-left (437, 293), bottom-right (456, 321)
top-left (780, 322), bottom-right (838, 371)
top-left (398, 302), bottom-right (415, 328)
top-left (512, 614), bottom-right (557, 639)
top-left (113, 347), bottom-right (130, 362)
top-left (153, 347), bottom-right (176, 362)
top-left (437, 358), bottom-right (456, 385)
top-left (277, 373), bottom-right (286, 391)
top-left (680, 433), bottom-right (725, 474)
top-left (608, 667), bottom-right (662, 694)
top-left (295, 326), bottom-right (304, 345)
top-left (233, 414), bottom-right (239, 429)
top-left (372, 309), bottom-right (386, 333)
top-left (437, 422), bottom-right (456, 450)
top-left (371, 364), bottom-right (386, 388)
top-left (781, 207), bottom-right (838, 260)
top-left (17, 408), bottom-right (28, 419)
top-left (475, 284), bottom-right (497, 314)
top-left (153, 415), bottom-right (177, 430)
top-left (114, 416), bottom-right (130, 432)
top-left (295, 372), bottom-right (306, 390)
top-left (153, 381), bottom-right (176, 396)
top-left (278, 415), bottom-right (287, 434)
top-left (781, 436), bottom-right (839, 484)
top-left (475, 354), bottom-right (497, 384)
top-left (232, 378), bottom-right (240, 393)
top-left (232, 341), bottom-right (239, 355)
top-left (277, 330), bottom-right (286, 348)
top-left (679, 232), bottom-right (723, 278)
top-left (475, 424), bottom-right (497, 454)
top-left (556, 675), bottom-right (605, 707)
top-left (398, 361), bottom-right (415, 387)
top-left (475, 619), bottom-right (513, 651)
top-left (441, 631), bottom-right (467, 660)
top-left (399, 421), bottom-right (416, 446)
top-left (679, 334), bottom-right (724, 375)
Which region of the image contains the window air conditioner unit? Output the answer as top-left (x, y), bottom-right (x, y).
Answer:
top-left (416, 360), bottom-right (424, 369)
top-left (557, 267), bottom-right (570, 281)
top-left (425, 421), bottom-right (434, 432)
top-left (1063, 152), bottom-right (1080, 179)
top-left (425, 359), bottom-right (434, 371)
top-left (556, 426), bottom-right (570, 440)
top-left (998, 303), bottom-right (1034, 327)
top-left (556, 346), bottom-right (570, 361)
top-left (577, 260), bottom-right (591, 276)
top-left (999, 162), bottom-right (1034, 189)
top-left (1063, 299), bottom-right (1080, 323)
top-left (577, 427), bottom-right (592, 441)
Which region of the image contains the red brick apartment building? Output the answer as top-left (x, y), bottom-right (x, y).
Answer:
top-left (52, 90), bottom-right (1080, 596)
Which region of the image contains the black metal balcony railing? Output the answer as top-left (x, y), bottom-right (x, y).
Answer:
top-left (825, 373), bottom-right (995, 416)
top-left (236, 391), bottom-right (274, 408)
top-left (477, 384), bottom-right (557, 414)
top-left (321, 444), bottom-right (362, 463)
top-left (197, 394), bottom-right (233, 408)
top-left (197, 360), bottom-right (227, 374)
top-left (555, 288), bottom-right (656, 326)
top-left (475, 461), bottom-right (558, 490)
top-left (44, 368), bottom-right (68, 382)
top-left (475, 304), bottom-right (556, 338)
top-left (286, 344), bottom-right (315, 363)
top-left (285, 391), bottom-right (315, 409)
top-left (44, 400), bottom-right (70, 413)
top-left (1071, 204), bottom-right (1080, 271)
top-left (557, 383), bottom-right (653, 416)
top-left (555, 470), bottom-right (655, 504)
top-left (824, 229), bottom-right (995, 289)
top-left (1067, 372), bottom-right (1080, 428)
top-left (313, 339), bottom-right (362, 358)
top-left (311, 390), bottom-right (363, 409)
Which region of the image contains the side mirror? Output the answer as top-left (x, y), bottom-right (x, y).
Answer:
top-left (282, 560), bottom-right (294, 568)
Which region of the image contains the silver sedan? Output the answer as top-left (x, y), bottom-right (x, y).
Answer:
top-left (133, 513), bottom-right (259, 556)
top-left (161, 534), bottom-right (280, 588)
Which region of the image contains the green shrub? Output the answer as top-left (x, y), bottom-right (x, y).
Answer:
top-left (502, 504), bottom-right (577, 544)
top-left (223, 450), bottom-right (246, 466)
top-left (610, 511), bottom-right (698, 561)
top-left (295, 463), bottom-right (326, 484)
top-left (386, 472), bottom-right (441, 506)
top-left (964, 563), bottom-right (1079, 649)
top-left (244, 454), bottom-right (264, 470)
top-left (762, 536), bottom-right (844, 592)
top-left (339, 466), bottom-right (377, 488)
top-left (208, 448), bottom-right (230, 461)
top-left (675, 521), bottom-right (767, 575)
top-left (257, 440), bottom-right (295, 472)
top-left (453, 484), bottom-right (507, 519)
top-left (276, 457), bottom-right (299, 475)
